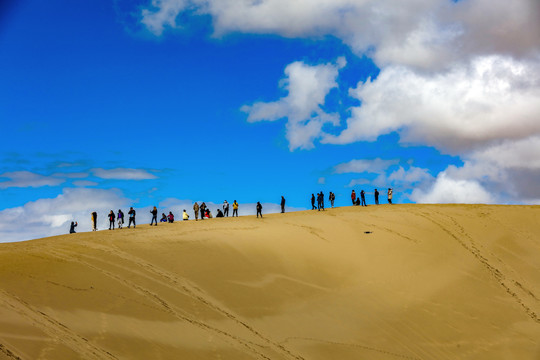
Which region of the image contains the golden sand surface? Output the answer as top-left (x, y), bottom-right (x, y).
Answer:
top-left (0, 204), bottom-right (539, 360)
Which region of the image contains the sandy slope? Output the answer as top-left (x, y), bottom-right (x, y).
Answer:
top-left (0, 204), bottom-right (539, 360)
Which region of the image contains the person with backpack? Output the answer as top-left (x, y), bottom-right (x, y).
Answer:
top-left (108, 210), bottom-right (116, 230)
top-left (329, 192), bottom-right (335, 208)
top-left (150, 206), bottom-right (158, 226)
top-left (128, 207), bottom-right (136, 228)
top-left (232, 200), bottom-right (239, 217)
top-left (256, 202), bottom-right (263, 218)
top-left (117, 209), bottom-right (124, 229)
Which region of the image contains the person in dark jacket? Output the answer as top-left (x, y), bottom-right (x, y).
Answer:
top-left (128, 207), bottom-right (136, 228)
top-left (108, 210), bottom-right (116, 230)
top-left (216, 209), bottom-right (224, 218)
top-left (374, 189), bottom-right (379, 205)
top-left (160, 213), bottom-right (167, 222)
top-left (311, 194), bottom-right (316, 210)
top-left (150, 206), bottom-right (158, 226)
top-left (200, 202), bottom-right (206, 220)
top-left (281, 196), bottom-right (286, 213)
top-left (256, 202), bottom-right (263, 218)
top-left (91, 211), bottom-right (97, 231)
top-left (117, 209), bottom-right (124, 229)
top-left (69, 221), bottom-right (78, 234)
top-left (360, 190), bottom-right (367, 206)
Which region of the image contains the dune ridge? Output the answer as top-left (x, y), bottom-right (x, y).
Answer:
top-left (0, 204), bottom-right (539, 359)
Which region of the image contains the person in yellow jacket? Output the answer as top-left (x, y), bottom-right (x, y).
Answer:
top-left (232, 200), bottom-right (239, 217)
top-left (182, 209), bottom-right (189, 221)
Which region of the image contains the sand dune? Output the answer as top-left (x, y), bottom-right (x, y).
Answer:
top-left (0, 204), bottom-right (539, 359)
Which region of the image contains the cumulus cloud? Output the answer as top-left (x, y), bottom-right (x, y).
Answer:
top-left (324, 56), bottom-right (540, 153)
top-left (411, 172), bottom-right (494, 204)
top-left (139, 0), bottom-right (540, 204)
top-left (241, 58), bottom-right (345, 150)
top-left (0, 171), bottom-right (64, 189)
top-left (0, 188), bottom-right (131, 243)
top-left (140, 0), bottom-right (540, 69)
top-left (92, 168), bottom-right (158, 180)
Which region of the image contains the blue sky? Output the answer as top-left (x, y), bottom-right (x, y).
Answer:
top-left (1, 0), bottom-right (539, 242)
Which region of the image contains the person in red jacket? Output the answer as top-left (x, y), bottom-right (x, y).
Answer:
top-left (351, 190), bottom-right (356, 205)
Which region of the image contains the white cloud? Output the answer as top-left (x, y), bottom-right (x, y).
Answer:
top-left (0, 171), bottom-right (64, 189)
top-left (92, 168), bottom-right (158, 180)
top-left (334, 158), bottom-right (398, 174)
top-left (139, 0), bottom-right (540, 204)
top-left (140, 0), bottom-right (540, 69)
top-left (324, 56), bottom-right (540, 153)
top-left (0, 188), bottom-right (131, 243)
top-left (411, 172), bottom-right (494, 204)
top-left (241, 59), bottom-right (344, 150)
top-left (387, 166), bottom-right (433, 184)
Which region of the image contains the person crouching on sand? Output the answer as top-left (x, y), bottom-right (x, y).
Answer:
top-left (168, 212), bottom-right (174, 223)
top-left (70, 221), bottom-right (77, 234)
top-left (183, 209), bottom-right (189, 221)
top-left (160, 213), bottom-right (167, 223)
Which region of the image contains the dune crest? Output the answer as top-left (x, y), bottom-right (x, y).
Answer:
top-left (1, 204), bottom-right (539, 359)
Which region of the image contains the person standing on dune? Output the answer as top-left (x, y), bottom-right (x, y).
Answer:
top-left (374, 189), bottom-right (379, 205)
top-left (311, 194), bottom-right (316, 210)
top-left (232, 200), bottom-right (239, 217)
top-left (388, 188), bottom-right (393, 204)
top-left (223, 200), bottom-right (229, 217)
top-left (108, 210), bottom-right (116, 230)
top-left (200, 202), bottom-right (206, 220)
top-left (351, 190), bottom-right (356, 205)
top-left (150, 206), bottom-right (158, 226)
top-left (329, 192), bottom-right (335, 208)
top-left (91, 211), bottom-right (97, 231)
top-left (360, 190), bottom-right (367, 206)
top-left (128, 207), bottom-right (136, 228)
top-left (193, 202), bottom-right (199, 221)
top-left (256, 202), bottom-right (263, 218)
top-left (117, 209), bottom-right (124, 229)
top-left (281, 196), bottom-right (286, 213)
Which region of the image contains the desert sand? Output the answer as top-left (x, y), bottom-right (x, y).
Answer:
top-left (0, 204), bottom-right (539, 359)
